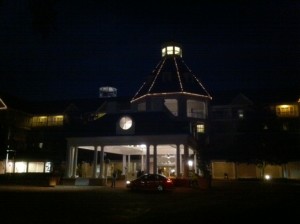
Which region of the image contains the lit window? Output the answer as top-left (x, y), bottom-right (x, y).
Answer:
top-left (28, 162), bottom-right (44, 173)
top-left (162, 48), bottom-right (166, 57)
top-left (32, 116), bottom-right (47, 127)
top-left (174, 46), bottom-right (180, 55)
top-left (167, 46), bottom-right (173, 55)
top-left (161, 45), bottom-right (182, 57)
top-left (238, 110), bottom-right (244, 119)
top-left (45, 162), bottom-right (52, 173)
top-left (196, 124), bottom-right (205, 133)
top-left (48, 115), bottom-right (64, 126)
top-left (15, 161), bottom-right (27, 173)
top-left (276, 105), bottom-right (299, 117)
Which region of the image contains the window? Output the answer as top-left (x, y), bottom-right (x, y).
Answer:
top-left (187, 100), bottom-right (206, 118)
top-left (276, 105), bottom-right (299, 117)
top-left (164, 99), bottom-right (178, 116)
top-left (32, 116), bottom-right (47, 127)
top-left (28, 162), bottom-right (44, 173)
top-left (196, 124), bottom-right (205, 133)
top-left (31, 115), bottom-right (64, 127)
top-left (137, 102), bottom-right (146, 111)
top-left (14, 161), bottom-right (27, 173)
top-left (238, 110), bottom-right (244, 119)
top-left (48, 115), bottom-right (64, 126)
top-left (161, 45), bottom-right (182, 57)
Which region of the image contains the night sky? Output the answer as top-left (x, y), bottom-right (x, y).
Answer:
top-left (0, 0), bottom-right (299, 101)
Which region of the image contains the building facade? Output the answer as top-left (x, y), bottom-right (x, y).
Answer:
top-left (0, 42), bottom-right (299, 183)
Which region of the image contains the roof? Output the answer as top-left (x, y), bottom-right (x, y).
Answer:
top-left (0, 91), bottom-right (131, 115)
top-left (131, 42), bottom-right (211, 101)
top-left (69, 111), bottom-right (191, 137)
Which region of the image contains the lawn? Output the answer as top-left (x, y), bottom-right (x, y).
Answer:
top-left (0, 180), bottom-right (299, 223)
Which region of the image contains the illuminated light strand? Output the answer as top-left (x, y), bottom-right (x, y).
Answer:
top-left (132, 81), bottom-right (147, 100)
top-left (174, 57), bottom-right (184, 91)
top-left (132, 59), bottom-right (164, 101)
top-left (131, 92), bottom-right (212, 103)
top-left (181, 59), bottom-right (212, 98)
top-left (148, 58), bottom-right (166, 93)
top-left (0, 98), bottom-right (8, 110)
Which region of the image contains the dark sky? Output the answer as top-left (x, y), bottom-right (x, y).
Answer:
top-left (0, 0), bottom-right (299, 101)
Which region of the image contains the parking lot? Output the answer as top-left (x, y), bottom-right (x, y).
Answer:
top-left (0, 179), bottom-right (300, 223)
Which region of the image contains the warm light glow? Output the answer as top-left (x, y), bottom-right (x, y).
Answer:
top-left (264, 174), bottom-right (271, 180)
top-left (196, 124), bottom-right (205, 133)
top-left (276, 104), bottom-right (298, 117)
top-left (45, 162), bottom-right (52, 173)
top-left (15, 161), bottom-right (27, 173)
top-left (28, 162), bottom-right (44, 172)
top-left (32, 115), bottom-right (64, 127)
top-left (188, 160), bottom-right (193, 167)
top-left (161, 45), bottom-right (182, 57)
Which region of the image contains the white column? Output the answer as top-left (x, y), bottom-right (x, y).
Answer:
top-left (176, 144), bottom-right (180, 177)
top-left (141, 155), bottom-right (144, 172)
top-left (122, 155), bottom-right (127, 175)
top-left (193, 153), bottom-right (197, 172)
top-left (65, 146), bottom-right (72, 178)
top-left (183, 144), bottom-right (189, 178)
top-left (93, 145), bottom-right (98, 178)
top-left (67, 146), bottom-right (75, 177)
top-left (153, 145), bottom-right (157, 174)
top-left (146, 145), bottom-right (150, 174)
top-left (99, 146), bottom-right (104, 178)
top-left (128, 155), bottom-right (131, 174)
top-left (72, 147), bottom-right (78, 178)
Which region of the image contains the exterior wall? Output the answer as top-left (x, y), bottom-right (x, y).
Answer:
top-left (211, 161), bottom-right (236, 179)
top-left (236, 163), bottom-right (257, 178)
top-left (264, 165), bottom-right (283, 178)
top-left (286, 161), bottom-right (300, 179)
top-left (0, 160), bottom-right (4, 174)
top-left (211, 161), bottom-right (300, 180)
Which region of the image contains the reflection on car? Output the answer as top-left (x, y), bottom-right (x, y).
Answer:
top-left (126, 173), bottom-right (175, 192)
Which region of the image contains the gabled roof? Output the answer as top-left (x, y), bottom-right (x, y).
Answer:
top-left (131, 42), bottom-right (211, 102)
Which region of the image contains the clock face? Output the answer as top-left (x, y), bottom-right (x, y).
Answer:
top-left (119, 116), bottom-right (132, 130)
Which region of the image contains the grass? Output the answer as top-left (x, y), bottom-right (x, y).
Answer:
top-left (0, 179), bottom-right (299, 223)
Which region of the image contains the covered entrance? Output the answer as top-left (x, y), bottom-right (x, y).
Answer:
top-left (65, 135), bottom-right (199, 181)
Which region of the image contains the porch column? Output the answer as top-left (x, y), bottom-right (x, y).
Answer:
top-left (193, 153), bottom-right (197, 172)
top-left (146, 145), bottom-right (150, 174)
top-left (122, 155), bottom-right (127, 175)
top-left (128, 155), bottom-right (131, 174)
top-left (99, 146), bottom-right (104, 178)
top-left (176, 144), bottom-right (180, 177)
top-left (92, 145), bottom-right (98, 178)
top-left (183, 144), bottom-right (189, 178)
top-left (141, 155), bottom-right (144, 172)
top-left (153, 145), bottom-right (157, 174)
top-left (65, 145), bottom-right (72, 177)
top-left (72, 146), bottom-right (78, 178)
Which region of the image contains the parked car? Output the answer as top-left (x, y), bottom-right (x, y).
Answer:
top-left (126, 173), bottom-right (175, 192)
